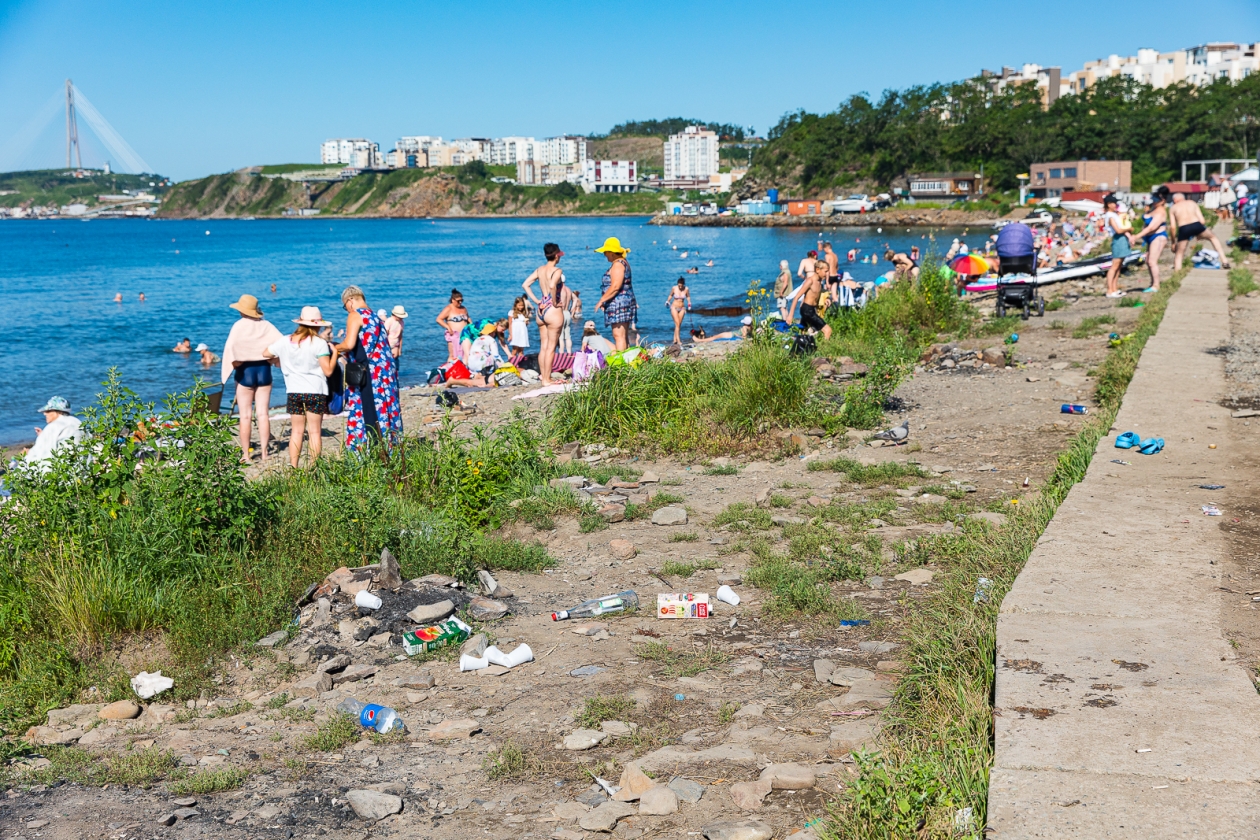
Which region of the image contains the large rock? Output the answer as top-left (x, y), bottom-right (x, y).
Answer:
top-left (330, 664), bottom-right (378, 685)
top-left (468, 595), bottom-right (509, 622)
top-left (47, 704), bottom-right (102, 728)
top-left (830, 718), bottom-right (881, 754)
top-left (476, 570), bottom-right (501, 597)
top-left (293, 670), bottom-right (334, 698)
top-left (638, 785), bottom-right (679, 815)
top-left (813, 659), bottom-right (836, 684)
top-left (827, 666), bottom-right (876, 686)
top-left (24, 726), bottom-right (82, 746)
top-left (613, 762), bottom-right (656, 801)
top-left (759, 763), bottom-right (815, 790)
top-left (345, 789), bottom-right (403, 821)
top-left (969, 511), bottom-right (1008, 527)
top-left (460, 633), bottom-right (488, 658)
top-left (981, 347), bottom-right (1006, 367)
top-left (728, 778), bottom-right (772, 810)
top-left (859, 641), bottom-right (899, 654)
top-left (702, 819), bottom-right (774, 840)
top-left (564, 729), bottom-right (609, 751)
top-left (98, 700), bottom-right (140, 721)
top-left (651, 506), bottom-right (688, 526)
top-left (578, 800), bottom-right (636, 832)
top-left (377, 548), bottom-right (402, 591)
top-left (427, 718), bottom-right (480, 740)
top-left (894, 568), bottom-right (934, 585)
top-left (316, 654), bottom-right (352, 674)
top-left (552, 801), bottom-right (591, 823)
top-left (609, 539), bottom-right (637, 561)
top-left (668, 777), bottom-right (706, 803)
top-left (255, 630), bottom-right (288, 648)
top-left (406, 600), bottom-right (455, 624)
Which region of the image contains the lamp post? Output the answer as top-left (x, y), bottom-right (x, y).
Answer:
top-left (1017, 173), bottom-right (1030, 206)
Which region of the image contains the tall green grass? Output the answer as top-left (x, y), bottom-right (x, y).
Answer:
top-left (547, 341), bottom-right (823, 453)
top-left (0, 375), bottom-right (560, 738)
top-left (825, 265), bottom-right (1190, 838)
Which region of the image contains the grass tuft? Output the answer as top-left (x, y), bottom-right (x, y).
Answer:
top-left (575, 694), bottom-right (636, 729)
top-left (302, 713), bottom-right (360, 752)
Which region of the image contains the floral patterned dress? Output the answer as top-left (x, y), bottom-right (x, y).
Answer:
top-left (345, 307), bottom-right (402, 451)
top-left (601, 258), bottom-right (637, 327)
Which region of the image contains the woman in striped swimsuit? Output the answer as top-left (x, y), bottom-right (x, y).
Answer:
top-left (522, 243), bottom-right (566, 385)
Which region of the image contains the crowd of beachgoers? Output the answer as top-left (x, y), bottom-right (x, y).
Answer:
top-left (8, 185), bottom-right (1234, 479)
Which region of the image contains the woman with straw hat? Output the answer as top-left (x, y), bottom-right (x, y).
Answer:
top-left (593, 237), bottom-right (637, 352)
top-left (333, 285), bottom-right (402, 452)
top-left (264, 306), bottom-right (339, 468)
top-left (221, 294), bottom-right (282, 463)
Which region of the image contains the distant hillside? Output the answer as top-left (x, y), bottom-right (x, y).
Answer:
top-left (599, 118), bottom-right (751, 140)
top-left (158, 164), bottom-right (664, 219)
top-left (587, 137), bottom-right (665, 171)
top-left (0, 169), bottom-right (168, 208)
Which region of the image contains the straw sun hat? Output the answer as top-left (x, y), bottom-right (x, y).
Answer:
top-left (293, 305), bottom-right (331, 327)
top-left (228, 294), bottom-right (263, 318)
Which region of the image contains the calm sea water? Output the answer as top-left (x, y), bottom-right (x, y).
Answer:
top-left (0, 217), bottom-right (972, 445)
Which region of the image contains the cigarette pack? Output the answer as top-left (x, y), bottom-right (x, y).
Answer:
top-left (657, 593), bottom-right (711, 619)
top-left (403, 616), bottom-right (472, 655)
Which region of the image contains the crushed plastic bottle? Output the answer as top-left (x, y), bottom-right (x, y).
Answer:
top-left (973, 577), bottom-right (993, 604)
top-left (551, 590), bottom-right (639, 621)
top-left (337, 697), bottom-right (403, 733)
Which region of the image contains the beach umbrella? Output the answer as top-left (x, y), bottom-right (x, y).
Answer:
top-left (949, 253), bottom-right (990, 275)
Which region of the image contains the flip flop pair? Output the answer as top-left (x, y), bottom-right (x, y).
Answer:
top-left (1115, 431), bottom-right (1164, 454)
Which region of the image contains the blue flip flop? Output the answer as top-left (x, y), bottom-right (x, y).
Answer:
top-left (1115, 431), bottom-right (1141, 449)
top-left (1138, 437), bottom-right (1165, 455)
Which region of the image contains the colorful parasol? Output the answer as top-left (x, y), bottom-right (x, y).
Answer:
top-left (949, 253), bottom-right (991, 275)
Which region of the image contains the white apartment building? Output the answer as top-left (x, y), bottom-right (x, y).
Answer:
top-left (986, 42), bottom-right (1259, 106)
top-left (450, 138), bottom-right (490, 158)
top-left (395, 136), bottom-right (443, 154)
top-left (488, 137), bottom-right (536, 166)
top-left (320, 138), bottom-right (380, 168)
top-left (516, 160), bottom-right (583, 186)
top-left (663, 126), bottom-right (720, 181)
top-left (536, 136), bottom-right (588, 167)
top-left (581, 160), bottom-right (637, 194)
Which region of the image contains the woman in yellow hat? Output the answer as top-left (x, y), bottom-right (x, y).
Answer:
top-left (593, 237), bottom-right (637, 351)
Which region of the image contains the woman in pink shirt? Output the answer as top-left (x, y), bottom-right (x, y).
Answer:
top-left (384, 305), bottom-right (408, 373)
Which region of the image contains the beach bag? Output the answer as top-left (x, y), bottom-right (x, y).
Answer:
top-left (493, 365), bottom-right (522, 387)
top-left (446, 360), bottom-right (471, 381)
top-left (572, 349), bottom-right (606, 382)
top-left (436, 390), bottom-right (461, 409)
top-left (427, 367), bottom-right (447, 385)
top-left (326, 364), bottom-right (346, 415)
top-left (789, 334), bottom-right (817, 356)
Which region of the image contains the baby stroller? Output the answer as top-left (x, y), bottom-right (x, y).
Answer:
top-left (993, 273), bottom-right (1045, 319)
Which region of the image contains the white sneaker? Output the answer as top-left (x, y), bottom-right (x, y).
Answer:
top-left (1106, 291), bottom-right (1125, 298)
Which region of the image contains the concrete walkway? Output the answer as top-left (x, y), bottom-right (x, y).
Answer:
top-left (988, 257), bottom-right (1260, 837)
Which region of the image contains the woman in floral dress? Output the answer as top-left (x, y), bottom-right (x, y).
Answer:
top-left (334, 285), bottom-right (402, 452)
top-left (593, 237), bottom-right (637, 351)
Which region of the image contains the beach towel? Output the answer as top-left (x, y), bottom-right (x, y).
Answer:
top-left (572, 349), bottom-right (606, 382)
top-left (511, 383), bottom-right (576, 400)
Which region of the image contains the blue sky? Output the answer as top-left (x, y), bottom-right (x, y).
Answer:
top-left (1, 0), bottom-right (1257, 181)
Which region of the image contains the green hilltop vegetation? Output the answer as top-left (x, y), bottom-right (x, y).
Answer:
top-left (158, 160), bottom-right (665, 218)
top-left (598, 117), bottom-right (753, 140)
top-left (749, 74), bottom-right (1260, 195)
top-left (0, 169), bottom-right (168, 209)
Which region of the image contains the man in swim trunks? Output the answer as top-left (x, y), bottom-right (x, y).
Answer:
top-left (822, 242), bottom-right (840, 300)
top-left (1170, 192), bottom-right (1230, 271)
top-left (786, 262), bottom-right (832, 341)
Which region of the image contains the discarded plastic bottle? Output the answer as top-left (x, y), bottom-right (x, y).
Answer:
top-left (551, 590), bottom-right (639, 621)
top-left (1061, 404), bottom-right (1088, 415)
top-left (337, 697), bottom-right (403, 733)
top-left (973, 577), bottom-right (993, 605)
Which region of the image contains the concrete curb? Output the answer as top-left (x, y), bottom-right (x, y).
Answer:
top-left (987, 251), bottom-right (1260, 838)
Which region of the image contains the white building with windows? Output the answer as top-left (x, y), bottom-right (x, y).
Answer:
top-left (395, 136), bottom-right (443, 154)
top-left (488, 137), bottom-right (536, 166)
top-left (663, 125), bottom-right (720, 183)
top-left (581, 160), bottom-right (637, 194)
top-left (320, 138), bottom-right (380, 168)
top-left (536, 136), bottom-right (588, 167)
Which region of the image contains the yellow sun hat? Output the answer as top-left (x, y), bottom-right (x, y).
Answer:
top-left (594, 236), bottom-right (630, 255)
